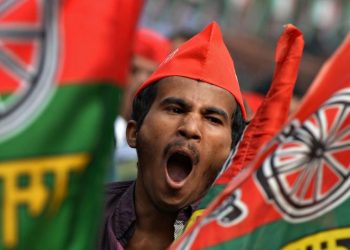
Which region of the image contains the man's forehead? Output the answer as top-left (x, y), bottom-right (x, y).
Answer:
top-left (157, 76), bottom-right (235, 99)
top-left (155, 76), bottom-right (237, 111)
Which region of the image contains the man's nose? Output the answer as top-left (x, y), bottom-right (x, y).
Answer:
top-left (177, 114), bottom-right (202, 141)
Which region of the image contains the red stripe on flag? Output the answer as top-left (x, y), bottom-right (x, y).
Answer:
top-left (293, 34), bottom-right (350, 122)
top-left (57, 0), bottom-right (144, 86)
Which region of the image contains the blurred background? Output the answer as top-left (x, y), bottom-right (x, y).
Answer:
top-left (138, 0), bottom-right (350, 99)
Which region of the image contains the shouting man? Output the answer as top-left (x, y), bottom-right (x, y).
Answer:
top-left (100, 22), bottom-right (247, 250)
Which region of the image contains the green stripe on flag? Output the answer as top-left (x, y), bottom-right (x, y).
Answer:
top-left (204, 199), bottom-right (350, 250)
top-left (0, 83), bottom-right (122, 159)
top-left (198, 184), bottom-right (226, 210)
top-left (0, 82), bottom-right (122, 250)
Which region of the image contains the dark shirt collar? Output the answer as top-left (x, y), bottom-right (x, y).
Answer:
top-left (112, 181), bottom-right (136, 246)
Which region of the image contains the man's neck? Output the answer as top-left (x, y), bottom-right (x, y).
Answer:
top-left (126, 179), bottom-right (178, 250)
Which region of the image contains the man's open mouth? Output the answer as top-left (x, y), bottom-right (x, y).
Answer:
top-left (166, 151), bottom-right (193, 183)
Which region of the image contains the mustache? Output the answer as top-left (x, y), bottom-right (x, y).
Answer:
top-left (164, 141), bottom-right (200, 165)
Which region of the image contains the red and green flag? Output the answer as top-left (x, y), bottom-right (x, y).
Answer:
top-left (0, 0), bottom-right (142, 249)
top-left (172, 28), bottom-right (350, 249)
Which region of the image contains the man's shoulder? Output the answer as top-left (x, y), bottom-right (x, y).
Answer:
top-left (103, 180), bottom-right (135, 226)
top-left (100, 181), bottom-right (136, 250)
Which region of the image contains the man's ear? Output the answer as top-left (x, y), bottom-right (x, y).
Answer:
top-left (126, 120), bottom-right (137, 148)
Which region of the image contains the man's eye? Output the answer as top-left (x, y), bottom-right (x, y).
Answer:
top-left (207, 116), bottom-right (222, 125)
top-left (167, 106), bottom-right (183, 114)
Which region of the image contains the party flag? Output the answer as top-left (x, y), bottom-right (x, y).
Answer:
top-left (0, 0), bottom-right (142, 249)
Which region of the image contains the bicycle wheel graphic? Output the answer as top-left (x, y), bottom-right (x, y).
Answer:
top-left (0, 0), bottom-right (59, 140)
top-left (257, 88), bottom-right (350, 222)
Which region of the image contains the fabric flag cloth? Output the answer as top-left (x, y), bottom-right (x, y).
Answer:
top-left (171, 30), bottom-right (350, 249)
top-left (0, 1), bottom-right (142, 250)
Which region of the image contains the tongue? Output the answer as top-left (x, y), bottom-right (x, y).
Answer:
top-left (167, 155), bottom-right (191, 182)
top-left (168, 164), bottom-right (188, 182)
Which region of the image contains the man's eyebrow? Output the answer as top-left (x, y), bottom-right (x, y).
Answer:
top-left (203, 107), bottom-right (230, 121)
top-left (160, 97), bottom-right (190, 108)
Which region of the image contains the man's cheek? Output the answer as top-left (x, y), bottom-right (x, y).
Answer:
top-left (216, 140), bottom-right (232, 159)
top-left (197, 164), bottom-right (219, 196)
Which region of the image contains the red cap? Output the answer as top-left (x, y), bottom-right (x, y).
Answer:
top-left (133, 28), bottom-right (171, 65)
top-left (135, 22), bottom-right (246, 119)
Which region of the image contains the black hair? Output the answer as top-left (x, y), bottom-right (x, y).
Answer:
top-left (131, 83), bottom-right (246, 149)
